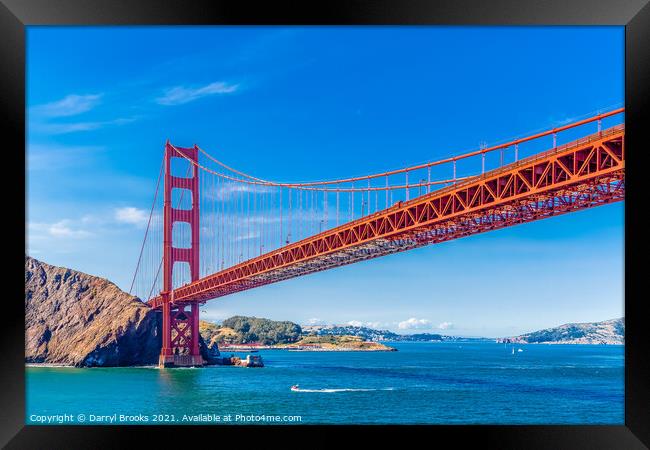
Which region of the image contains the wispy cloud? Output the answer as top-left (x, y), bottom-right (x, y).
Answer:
top-left (207, 182), bottom-right (272, 201)
top-left (306, 318), bottom-right (325, 325)
top-left (28, 206), bottom-right (151, 247)
top-left (114, 207), bottom-right (149, 227)
top-left (31, 94), bottom-right (103, 118)
top-left (234, 230), bottom-right (261, 242)
top-left (29, 220), bottom-right (93, 239)
top-left (31, 117), bottom-right (138, 135)
top-left (346, 320), bottom-right (384, 329)
top-left (438, 321), bottom-right (454, 330)
top-left (29, 92), bottom-right (140, 136)
top-left (27, 144), bottom-right (104, 171)
top-left (156, 81), bottom-right (239, 106)
top-left (549, 114), bottom-right (579, 127)
top-left (398, 317), bottom-right (431, 330)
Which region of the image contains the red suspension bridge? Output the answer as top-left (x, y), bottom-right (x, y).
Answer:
top-left (129, 108), bottom-right (625, 367)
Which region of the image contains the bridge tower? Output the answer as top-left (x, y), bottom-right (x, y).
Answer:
top-left (158, 142), bottom-right (204, 368)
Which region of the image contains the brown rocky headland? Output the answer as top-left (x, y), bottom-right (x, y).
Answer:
top-left (25, 256), bottom-right (219, 367)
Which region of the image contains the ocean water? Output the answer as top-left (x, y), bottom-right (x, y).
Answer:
top-left (26, 342), bottom-right (624, 425)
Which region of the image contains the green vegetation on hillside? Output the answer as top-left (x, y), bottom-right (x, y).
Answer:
top-left (290, 334), bottom-right (396, 351)
top-left (298, 335), bottom-right (363, 345)
top-left (200, 316), bottom-right (302, 345)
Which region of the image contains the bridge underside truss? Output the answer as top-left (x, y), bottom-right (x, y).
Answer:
top-left (148, 125), bottom-right (624, 308)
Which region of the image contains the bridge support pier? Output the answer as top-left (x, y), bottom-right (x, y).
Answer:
top-left (159, 301), bottom-right (203, 368)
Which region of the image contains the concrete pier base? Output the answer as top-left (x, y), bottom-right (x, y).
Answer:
top-left (159, 354), bottom-right (205, 368)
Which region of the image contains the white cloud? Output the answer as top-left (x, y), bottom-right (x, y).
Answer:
top-left (31, 94), bottom-right (103, 118)
top-left (438, 321), bottom-right (454, 330)
top-left (306, 318), bottom-right (325, 325)
top-left (156, 81), bottom-right (239, 106)
top-left (208, 182), bottom-right (271, 201)
top-left (31, 117), bottom-right (137, 135)
top-left (29, 220), bottom-right (93, 239)
top-left (29, 93), bottom-right (139, 136)
top-left (235, 230), bottom-right (261, 242)
top-left (49, 221), bottom-right (90, 238)
top-left (115, 207), bottom-right (148, 226)
top-left (346, 320), bottom-right (383, 329)
top-left (398, 317), bottom-right (431, 330)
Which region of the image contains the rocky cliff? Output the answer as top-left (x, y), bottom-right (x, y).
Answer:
top-left (25, 256), bottom-right (162, 366)
top-left (25, 256), bottom-right (217, 367)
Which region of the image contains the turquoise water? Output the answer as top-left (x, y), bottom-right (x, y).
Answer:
top-left (26, 342), bottom-right (624, 425)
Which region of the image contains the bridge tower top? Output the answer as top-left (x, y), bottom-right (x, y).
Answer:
top-left (163, 142), bottom-right (200, 291)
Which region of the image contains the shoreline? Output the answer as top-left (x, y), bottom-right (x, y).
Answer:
top-left (219, 347), bottom-right (397, 352)
top-left (220, 343), bottom-right (397, 352)
top-left (26, 363), bottom-right (160, 368)
top-left (218, 341), bottom-right (625, 351)
top-left (25, 341), bottom-right (624, 368)
top-left (495, 341), bottom-right (624, 345)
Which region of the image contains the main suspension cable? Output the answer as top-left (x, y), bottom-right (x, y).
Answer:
top-left (193, 107), bottom-right (623, 188)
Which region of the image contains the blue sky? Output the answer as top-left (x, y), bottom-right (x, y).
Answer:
top-left (26, 26), bottom-right (624, 337)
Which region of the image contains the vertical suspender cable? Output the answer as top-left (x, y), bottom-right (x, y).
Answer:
top-left (405, 171), bottom-right (409, 201)
top-left (336, 186), bottom-right (340, 227)
top-left (385, 176), bottom-right (389, 207)
top-left (129, 156), bottom-right (164, 295)
top-left (351, 182), bottom-right (354, 221)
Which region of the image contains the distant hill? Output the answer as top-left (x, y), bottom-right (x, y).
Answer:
top-left (498, 318), bottom-right (624, 344)
top-left (202, 320), bottom-right (450, 345)
top-left (302, 325), bottom-right (403, 341)
top-left (202, 318), bottom-right (625, 346)
top-left (301, 324), bottom-right (483, 342)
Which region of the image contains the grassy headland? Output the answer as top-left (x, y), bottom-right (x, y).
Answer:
top-left (199, 316), bottom-right (396, 351)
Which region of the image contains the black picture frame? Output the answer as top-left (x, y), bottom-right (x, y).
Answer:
top-left (3, 0), bottom-right (649, 447)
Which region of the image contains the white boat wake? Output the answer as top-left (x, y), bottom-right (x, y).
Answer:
top-left (291, 387), bottom-right (394, 393)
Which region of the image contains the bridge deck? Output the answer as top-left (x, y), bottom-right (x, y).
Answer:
top-left (147, 125), bottom-right (624, 308)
